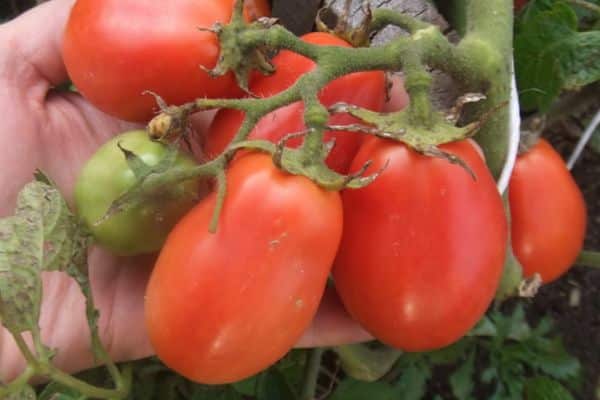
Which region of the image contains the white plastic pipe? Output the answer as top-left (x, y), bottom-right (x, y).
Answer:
top-left (567, 108), bottom-right (600, 170)
top-left (496, 64), bottom-right (521, 193)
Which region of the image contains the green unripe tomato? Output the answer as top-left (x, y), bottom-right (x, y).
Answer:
top-left (75, 130), bottom-right (201, 256)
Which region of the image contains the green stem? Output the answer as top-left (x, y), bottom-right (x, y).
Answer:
top-left (0, 367), bottom-right (34, 397)
top-left (66, 262), bottom-right (125, 391)
top-left (576, 250), bottom-right (600, 268)
top-left (566, 0), bottom-right (600, 14)
top-left (455, 0), bottom-right (513, 177)
top-left (402, 51), bottom-right (434, 128)
top-left (47, 365), bottom-right (127, 399)
top-left (370, 8), bottom-right (432, 33)
top-left (301, 348), bottom-right (324, 400)
top-left (12, 333), bottom-right (38, 367)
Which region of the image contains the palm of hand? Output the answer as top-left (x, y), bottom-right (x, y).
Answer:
top-left (0, 1), bottom-right (154, 381)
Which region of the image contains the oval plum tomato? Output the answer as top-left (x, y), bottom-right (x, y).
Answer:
top-left (63, 0), bottom-right (269, 123)
top-left (74, 130), bottom-right (201, 256)
top-left (145, 152), bottom-right (343, 384)
top-left (333, 138), bottom-right (507, 351)
top-left (204, 32), bottom-right (387, 173)
top-left (509, 139), bottom-right (586, 283)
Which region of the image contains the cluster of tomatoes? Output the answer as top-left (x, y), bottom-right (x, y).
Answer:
top-left (64, 0), bottom-right (586, 386)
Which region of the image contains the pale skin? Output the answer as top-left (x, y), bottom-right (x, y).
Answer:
top-left (0, 0), bottom-right (412, 383)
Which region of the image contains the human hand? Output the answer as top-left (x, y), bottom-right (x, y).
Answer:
top-left (0, 0), bottom-right (371, 383)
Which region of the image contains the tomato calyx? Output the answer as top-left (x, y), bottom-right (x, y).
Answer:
top-left (517, 115), bottom-right (546, 155)
top-left (201, 0), bottom-right (277, 95)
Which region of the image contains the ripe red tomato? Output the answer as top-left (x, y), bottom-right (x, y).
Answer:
top-left (514, 0), bottom-right (528, 11)
top-left (333, 138), bottom-right (507, 351)
top-left (63, 0), bottom-right (270, 123)
top-left (145, 152), bottom-right (343, 384)
top-left (509, 139), bottom-right (586, 283)
top-left (204, 32), bottom-right (387, 173)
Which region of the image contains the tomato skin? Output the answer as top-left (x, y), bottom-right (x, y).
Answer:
top-left (74, 130), bottom-right (201, 256)
top-left (204, 32), bottom-right (387, 173)
top-left (514, 0), bottom-right (528, 11)
top-left (509, 139), bottom-right (586, 283)
top-left (63, 0), bottom-right (269, 123)
top-left (333, 139), bottom-right (507, 351)
top-left (145, 153), bottom-right (343, 384)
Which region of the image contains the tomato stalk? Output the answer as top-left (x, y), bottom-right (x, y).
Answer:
top-left (300, 347), bottom-right (325, 400)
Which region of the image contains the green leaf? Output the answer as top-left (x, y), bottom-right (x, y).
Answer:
top-left (255, 368), bottom-right (297, 400)
top-left (450, 350), bottom-right (475, 400)
top-left (531, 339), bottom-right (581, 380)
top-left (0, 175), bottom-right (86, 335)
top-left (117, 141), bottom-right (180, 180)
top-left (481, 366), bottom-right (498, 384)
top-left (275, 350), bottom-right (307, 393)
top-left (468, 315), bottom-right (497, 337)
top-left (393, 361), bottom-right (431, 400)
top-left (524, 377), bottom-right (574, 400)
top-left (515, 2), bottom-right (600, 111)
top-left (189, 385), bottom-right (242, 400)
top-left (232, 352), bottom-right (305, 397)
top-left (329, 378), bottom-right (396, 400)
top-left (231, 375), bottom-right (258, 396)
top-left (427, 339), bottom-right (474, 365)
top-left (490, 304), bottom-right (530, 342)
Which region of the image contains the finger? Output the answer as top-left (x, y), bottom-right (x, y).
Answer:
top-left (295, 286), bottom-right (372, 348)
top-left (383, 74), bottom-right (410, 112)
top-left (1, 0), bottom-right (75, 97)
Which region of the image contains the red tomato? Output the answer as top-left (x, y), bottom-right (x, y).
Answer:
top-left (514, 0), bottom-right (528, 11)
top-left (63, 0), bottom-right (270, 123)
top-left (333, 138), bottom-right (507, 351)
top-left (204, 32), bottom-right (387, 173)
top-left (145, 152), bottom-right (343, 384)
top-left (509, 139), bottom-right (586, 283)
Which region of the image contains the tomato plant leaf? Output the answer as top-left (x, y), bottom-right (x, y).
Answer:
top-left (255, 368), bottom-right (297, 400)
top-left (118, 141), bottom-right (180, 180)
top-left (0, 173), bottom-right (86, 335)
top-left (515, 2), bottom-right (600, 111)
top-left (530, 339), bottom-right (581, 380)
top-left (524, 377), bottom-right (575, 400)
top-left (189, 385), bottom-right (242, 400)
top-left (329, 378), bottom-right (396, 400)
top-left (468, 315), bottom-right (497, 337)
top-left (393, 360), bottom-right (431, 400)
top-left (449, 350), bottom-right (475, 400)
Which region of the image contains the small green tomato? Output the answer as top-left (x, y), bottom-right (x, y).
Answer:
top-left (75, 130), bottom-right (201, 256)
